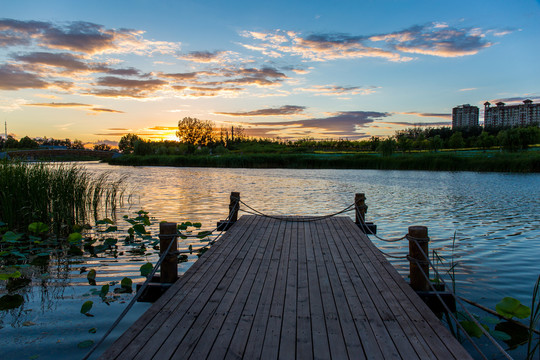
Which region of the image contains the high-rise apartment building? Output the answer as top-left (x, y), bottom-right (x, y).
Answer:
top-left (452, 104), bottom-right (479, 129)
top-left (484, 100), bottom-right (540, 127)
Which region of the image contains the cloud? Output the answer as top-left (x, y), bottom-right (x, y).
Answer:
top-left (399, 111), bottom-right (451, 119)
top-left (244, 111), bottom-right (389, 139)
top-left (0, 18), bottom-right (180, 55)
top-left (0, 64), bottom-right (50, 90)
top-left (179, 50), bottom-right (230, 63)
top-left (25, 102), bottom-right (91, 107)
top-left (215, 105), bottom-right (306, 117)
top-left (240, 22), bottom-right (506, 62)
top-left (90, 108), bottom-right (124, 113)
top-left (298, 84), bottom-right (378, 96)
top-left (372, 23), bottom-right (494, 57)
top-left (379, 121), bottom-right (450, 127)
top-left (88, 76), bottom-right (167, 98)
top-left (459, 88), bottom-right (477, 92)
top-left (488, 96), bottom-right (540, 104)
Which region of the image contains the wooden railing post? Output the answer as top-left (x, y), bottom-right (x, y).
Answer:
top-left (159, 222), bottom-right (178, 284)
top-left (408, 226), bottom-right (430, 291)
top-left (229, 192), bottom-right (240, 222)
top-left (355, 193), bottom-right (367, 224)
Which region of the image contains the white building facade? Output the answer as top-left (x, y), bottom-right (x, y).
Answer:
top-left (484, 100), bottom-right (540, 127)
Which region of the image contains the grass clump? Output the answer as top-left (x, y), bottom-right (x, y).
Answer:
top-left (0, 161), bottom-right (125, 234)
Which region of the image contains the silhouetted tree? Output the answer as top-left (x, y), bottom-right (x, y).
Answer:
top-left (176, 117), bottom-right (214, 146)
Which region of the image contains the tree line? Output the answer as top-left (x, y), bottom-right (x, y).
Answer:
top-left (0, 136), bottom-right (112, 151)
top-left (119, 117), bottom-right (540, 156)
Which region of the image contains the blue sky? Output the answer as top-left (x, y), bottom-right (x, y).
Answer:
top-left (1, 0), bottom-right (539, 145)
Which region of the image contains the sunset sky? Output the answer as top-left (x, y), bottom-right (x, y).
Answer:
top-left (1, 0), bottom-right (539, 145)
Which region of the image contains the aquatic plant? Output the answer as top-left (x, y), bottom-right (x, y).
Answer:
top-left (0, 160), bottom-right (126, 233)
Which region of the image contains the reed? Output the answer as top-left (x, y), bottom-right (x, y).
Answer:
top-left (0, 161), bottom-right (125, 233)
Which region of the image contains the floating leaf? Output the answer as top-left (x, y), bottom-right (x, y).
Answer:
top-left (0, 270), bottom-right (21, 280)
top-left (99, 284), bottom-right (109, 299)
top-left (0, 294), bottom-right (24, 310)
top-left (67, 232), bottom-right (83, 244)
top-left (103, 226), bottom-right (118, 233)
top-left (96, 218), bottom-right (114, 225)
top-left (178, 224), bottom-right (188, 231)
top-left (28, 222), bottom-right (49, 234)
top-left (22, 321), bottom-right (36, 326)
top-left (80, 301), bottom-right (93, 315)
top-left (491, 330), bottom-right (512, 341)
top-left (77, 340), bottom-right (94, 349)
top-left (88, 328), bottom-right (97, 334)
top-left (192, 222), bottom-right (202, 228)
top-left (87, 269), bottom-right (96, 286)
top-left (132, 224), bottom-right (146, 234)
top-left (197, 231), bottom-right (212, 239)
top-left (104, 238), bottom-right (118, 247)
top-left (496, 297), bottom-right (531, 319)
top-left (140, 262), bottom-right (153, 277)
top-left (68, 245), bottom-right (83, 256)
top-left (2, 231), bottom-right (24, 243)
top-left (121, 277), bottom-right (133, 291)
top-left (460, 320), bottom-right (488, 338)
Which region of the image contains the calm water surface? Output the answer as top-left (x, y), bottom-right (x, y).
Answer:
top-left (1, 162), bottom-right (539, 359)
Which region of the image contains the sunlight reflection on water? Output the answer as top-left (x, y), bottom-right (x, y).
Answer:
top-left (2, 162), bottom-right (538, 359)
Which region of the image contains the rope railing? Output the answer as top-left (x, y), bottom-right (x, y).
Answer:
top-left (354, 199), bottom-right (513, 359)
top-left (407, 235), bottom-right (514, 360)
top-left (82, 198), bottom-right (239, 360)
top-left (237, 197), bottom-right (355, 222)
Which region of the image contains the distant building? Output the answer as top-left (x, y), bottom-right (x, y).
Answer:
top-left (484, 99), bottom-right (540, 127)
top-left (452, 104), bottom-right (479, 129)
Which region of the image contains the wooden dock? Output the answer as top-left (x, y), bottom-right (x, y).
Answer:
top-left (100, 215), bottom-right (472, 359)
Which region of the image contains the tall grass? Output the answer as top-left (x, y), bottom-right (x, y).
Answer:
top-left (0, 161), bottom-right (125, 233)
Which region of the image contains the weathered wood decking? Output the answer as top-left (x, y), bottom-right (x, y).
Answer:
top-left (100, 215), bottom-right (471, 359)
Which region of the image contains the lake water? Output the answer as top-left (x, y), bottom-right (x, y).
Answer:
top-left (1, 162), bottom-right (539, 359)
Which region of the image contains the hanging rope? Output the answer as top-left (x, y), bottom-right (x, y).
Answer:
top-left (236, 197), bottom-right (355, 222)
top-left (408, 236), bottom-right (513, 360)
top-left (356, 204), bottom-right (407, 242)
top-left (82, 199), bottom-right (239, 359)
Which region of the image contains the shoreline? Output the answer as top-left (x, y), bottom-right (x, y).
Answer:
top-left (105, 151), bottom-right (540, 173)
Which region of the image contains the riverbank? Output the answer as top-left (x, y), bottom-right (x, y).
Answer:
top-left (106, 150), bottom-right (540, 172)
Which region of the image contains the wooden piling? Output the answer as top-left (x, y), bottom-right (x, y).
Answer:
top-left (408, 226), bottom-right (430, 291)
top-left (159, 222), bottom-right (178, 284)
top-left (229, 192), bottom-right (240, 222)
top-left (354, 193), bottom-right (367, 224)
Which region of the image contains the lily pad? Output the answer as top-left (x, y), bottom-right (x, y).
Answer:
top-left (0, 294), bottom-right (24, 310)
top-left (77, 340), bottom-right (94, 349)
top-left (460, 320), bottom-right (488, 338)
top-left (140, 262), bottom-right (153, 277)
top-left (87, 269), bottom-right (96, 286)
top-left (28, 222), bottom-right (49, 234)
top-left (496, 297), bottom-right (531, 319)
top-left (80, 300), bottom-right (93, 315)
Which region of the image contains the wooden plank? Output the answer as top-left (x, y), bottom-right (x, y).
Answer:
top-left (310, 219), bottom-right (349, 359)
top-left (100, 215), bottom-right (472, 360)
top-left (188, 215), bottom-right (273, 359)
top-left (339, 218), bottom-right (472, 359)
top-left (100, 215), bottom-right (257, 360)
top-left (303, 219), bottom-right (331, 360)
top-left (317, 218), bottom-right (389, 360)
top-left (145, 216), bottom-right (263, 359)
top-left (240, 217), bottom-right (288, 359)
top-left (176, 216), bottom-right (273, 359)
top-left (219, 216), bottom-right (284, 359)
top-left (278, 219), bottom-right (299, 359)
top-left (259, 219), bottom-right (292, 360)
top-left (296, 220), bottom-right (312, 359)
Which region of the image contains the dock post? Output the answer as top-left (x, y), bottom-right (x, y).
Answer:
top-left (354, 193), bottom-right (367, 224)
top-left (408, 226), bottom-right (430, 291)
top-left (159, 222), bottom-right (178, 283)
top-left (229, 192), bottom-right (240, 222)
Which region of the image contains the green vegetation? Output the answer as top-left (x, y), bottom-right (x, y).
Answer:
top-left (0, 161), bottom-right (125, 233)
top-left (110, 119), bottom-right (540, 172)
top-left (109, 151), bottom-right (540, 172)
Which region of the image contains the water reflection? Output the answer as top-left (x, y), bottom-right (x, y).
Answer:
top-left (2, 162), bottom-right (538, 359)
